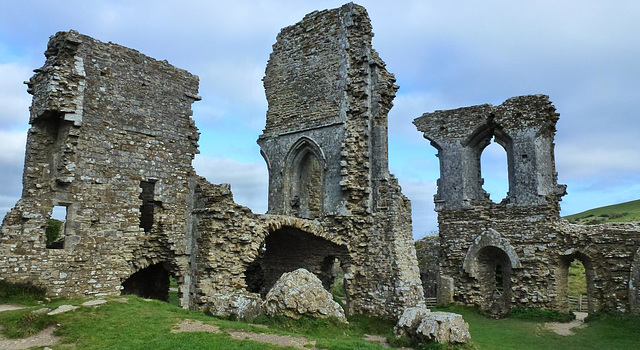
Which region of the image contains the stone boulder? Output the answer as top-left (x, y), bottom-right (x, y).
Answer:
top-left (264, 268), bottom-right (347, 323)
top-left (395, 307), bottom-right (470, 344)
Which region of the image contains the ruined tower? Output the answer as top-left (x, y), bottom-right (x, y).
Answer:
top-left (0, 30), bottom-right (202, 306)
top-left (257, 3), bottom-right (424, 316)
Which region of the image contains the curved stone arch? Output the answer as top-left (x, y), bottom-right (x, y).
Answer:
top-left (463, 228), bottom-right (522, 279)
top-left (244, 215), bottom-right (351, 297)
top-left (284, 136), bottom-right (327, 172)
top-left (283, 137), bottom-right (327, 218)
top-left (462, 119), bottom-right (514, 202)
top-left (120, 257), bottom-right (183, 303)
top-left (556, 247), bottom-right (597, 313)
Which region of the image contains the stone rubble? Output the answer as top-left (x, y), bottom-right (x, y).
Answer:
top-left (264, 268), bottom-right (347, 323)
top-left (395, 306), bottom-right (471, 344)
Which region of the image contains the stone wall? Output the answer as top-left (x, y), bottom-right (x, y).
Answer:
top-left (257, 3), bottom-right (423, 317)
top-left (258, 4), bottom-right (422, 315)
top-left (0, 3), bottom-right (424, 320)
top-left (0, 30), bottom-right (201, 306)
top-left (415, 236), bottom-right (439, 298)
top-left (414, 95), bottom-right (640, 316)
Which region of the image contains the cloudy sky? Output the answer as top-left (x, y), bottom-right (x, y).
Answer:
top-left (1, 0), bottom-right (639, 239)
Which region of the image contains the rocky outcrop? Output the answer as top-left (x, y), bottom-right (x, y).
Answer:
top-left (395, 307), bottom-right (470, 344)
top-left (264, 268), bottom-right (347, 322)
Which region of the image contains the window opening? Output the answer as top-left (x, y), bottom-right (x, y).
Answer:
top-left (139, 181), bottom-right (156, 232)
top-left (481, 137), bottom-right (508, 202)
top-left (46, 205), bottom-right (67, 249)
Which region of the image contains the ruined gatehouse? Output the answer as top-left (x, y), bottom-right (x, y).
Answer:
top-left (414, 96), bottom-right (640, 316)
top-left (0, 3), bottom-right (424, 318)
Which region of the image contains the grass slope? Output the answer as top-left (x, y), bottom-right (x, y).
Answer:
top-left (435, 305), bottom-right (640, 350)
top-left (564, 199), bottom-right (640, 225)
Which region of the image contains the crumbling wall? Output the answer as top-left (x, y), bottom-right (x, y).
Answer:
top-left (258, 3), bottom-right (423, 317)
top-left (0, 31), bottom-right (202, 306)
top-left (415, 236), bottom-right (439, 298)
top-left (1, 4), bottom-right (425, 320)
top-left (414, 95), bottom-right (640, 315)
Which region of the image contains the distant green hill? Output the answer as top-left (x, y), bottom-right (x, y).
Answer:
top-left (564, 199), bottom-right (640, 225)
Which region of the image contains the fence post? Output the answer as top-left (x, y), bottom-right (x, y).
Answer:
top-left (579, 295), bottom-right (583, 312)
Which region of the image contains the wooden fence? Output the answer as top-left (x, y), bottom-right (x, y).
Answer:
top-left (425, 297), bottom-right (437, 308)
top-left (568, 295), bottom-right (588, 312)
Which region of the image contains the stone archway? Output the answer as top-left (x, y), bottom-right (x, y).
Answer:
top-left (477, 246), bottom-right (513, 317)
top-left (121, 262), bottom-right (172, 302)
top-left (463, 229), bottom-right (521, 318)
top-left (244, 225), bottom-right (350, 297)
top-left (556, 250), bottom-right (595, 313)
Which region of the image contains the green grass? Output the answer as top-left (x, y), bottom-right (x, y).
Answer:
top-left (0, 280), bottom-right (48, 305)
top-left (568, 260), bottom-right (587, 297)
top-left (433, 305), bottom-right (640, 350)
top-left (1, 281), bottom-right (640, 350)
top-left (565, 199), bottom-right (640, 225)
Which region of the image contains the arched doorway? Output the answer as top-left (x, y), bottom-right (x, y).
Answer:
top-left (121, 262), bottom-right (175, 302)
top-left (244, 226), bottom-right (349, 297)
top-left (557, 253), bottom-right (595, 313)
top-left (477, 246), bottom-right (513, 318)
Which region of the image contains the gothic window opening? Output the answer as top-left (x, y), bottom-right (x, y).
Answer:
top-left (285, 138), bottom-right (325, 219)
top-left (480, 137), bottom-right (509, 203)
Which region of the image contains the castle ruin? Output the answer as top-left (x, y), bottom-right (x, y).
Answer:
top-left (0, 3), bottom-right (424, 318)
top-left (1, 2), bottom-right (638, 321)
top-left (414, 96), bottom-right (640, 316)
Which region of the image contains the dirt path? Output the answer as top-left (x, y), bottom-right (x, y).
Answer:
top-left (0, 326), bottom-right (60, 350)
top-left (545, 312), bottom-right (588, 336)
top-left (172, 319), bottom-right (317, 349)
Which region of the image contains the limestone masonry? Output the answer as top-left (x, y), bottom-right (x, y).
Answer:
top-left (414, 96), bottom-right (640, 316)
top-left (1, 2), bottom-right (638, 321)
top-left (0, 3), bottom-right (423, 319)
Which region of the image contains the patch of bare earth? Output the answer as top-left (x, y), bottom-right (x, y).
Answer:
top-left (545, 312), bottom-right (588, 336)
top-left (171, 319), bottom-right (316, 349)
top-left (0, 326), bottom-right (60, 350)
top-left (0, 305), bottom-right (25, 312)
top-left (171, 319), bottom-right (221, 333)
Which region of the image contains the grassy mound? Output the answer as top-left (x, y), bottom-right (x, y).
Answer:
top-left (565, 199), bottom-right (640, 225)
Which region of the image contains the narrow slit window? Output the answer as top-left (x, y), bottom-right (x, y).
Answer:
top-left (139, 181), bottom-right (156, 233)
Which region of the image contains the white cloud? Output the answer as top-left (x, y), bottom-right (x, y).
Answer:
top-left (0, 63), bottom-right (31, 128)
top-left (396, 177), bottom-right (438, 240)
top-left (193, 155), bottom-right (268, 213)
